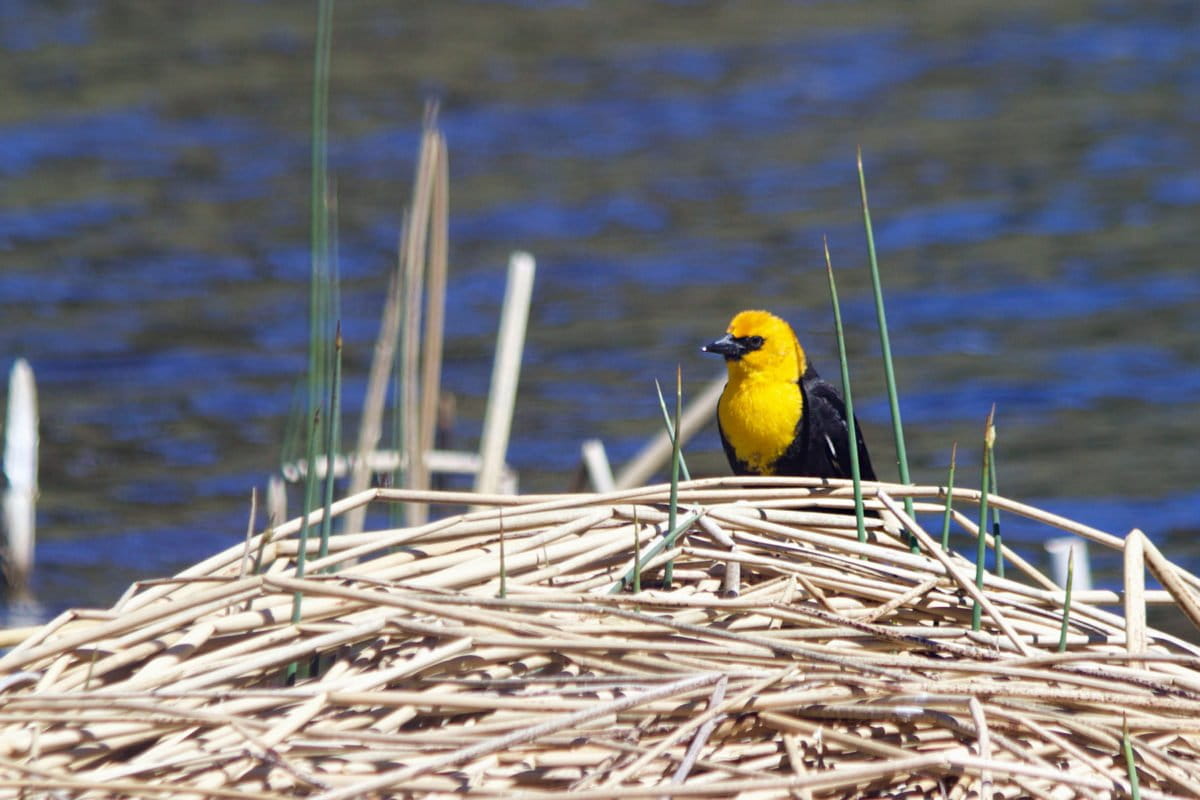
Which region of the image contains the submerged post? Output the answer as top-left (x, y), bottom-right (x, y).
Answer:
top-left (475, 252), bottom-right (536, 497)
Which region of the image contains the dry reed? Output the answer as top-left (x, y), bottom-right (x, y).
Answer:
top-left (1, 477), bottom-right (1199, 799)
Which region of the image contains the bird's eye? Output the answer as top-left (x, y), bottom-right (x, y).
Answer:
top-left (747, 335), bottom-right (764, 349)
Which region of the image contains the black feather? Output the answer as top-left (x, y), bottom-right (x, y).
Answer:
top-left (718, 364), bottom-right (876, 480)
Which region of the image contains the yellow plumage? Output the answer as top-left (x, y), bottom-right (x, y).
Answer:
top-left (713, 311), bottom-right (807, 474)
top-left (703, 309), bottom-right (878, 481)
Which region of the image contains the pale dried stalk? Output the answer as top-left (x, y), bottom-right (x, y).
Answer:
top-left (4, 481), bottom-right (1200, 798)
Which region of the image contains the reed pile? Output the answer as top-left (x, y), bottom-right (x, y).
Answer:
top-left (2, 477), bottom-right (1199, 799)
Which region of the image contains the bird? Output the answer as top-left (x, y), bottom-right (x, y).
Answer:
top-left (702, 309), bottom-right (876, 481)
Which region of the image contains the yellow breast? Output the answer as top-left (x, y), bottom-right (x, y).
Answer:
top-left (717, 376), bottom-right (802, 475)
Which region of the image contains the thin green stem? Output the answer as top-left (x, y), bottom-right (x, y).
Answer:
top-left (1122, 715), bottom-right (1141, 800)
top-left (662, 366), bottom-right (684, 588)
top-left (1058, 545), bottom-right (1074, 653)
top-left (607, 510), bottom-right (701, 595)
top-left (989, 435), bottom-right (1003, 578)
top-left (857, 148), bottom-right (912, 521)
top-left (307, 0), bottom-right (335, 427)
top-left (289, 407), bottom-right (322, 685)
top-left (940, 441), bottom-right (957, 551)
top-left (319, 323), bottom-right (342, 562)
top-left (631, 505), bottom-right (642, 594)
top-left (972, 404), bottom-right (995, 631)
top-left (824, 238), bottom-right (866, 543)
top-left (655, 379), bottom-right (691, 481)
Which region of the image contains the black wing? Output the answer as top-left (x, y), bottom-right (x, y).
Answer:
top-left (774, 367), bottom-right (876, 481)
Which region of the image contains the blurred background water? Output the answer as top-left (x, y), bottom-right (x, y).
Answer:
top-left (1, 1), bottom-right (1198, 630)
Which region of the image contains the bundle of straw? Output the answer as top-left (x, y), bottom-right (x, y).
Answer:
top-left (1, 478), bottom-right (1199, 798)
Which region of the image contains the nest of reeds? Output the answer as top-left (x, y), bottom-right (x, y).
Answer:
top-left (2, 478), bottom-right (1200, 799)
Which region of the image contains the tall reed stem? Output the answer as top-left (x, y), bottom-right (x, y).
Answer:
top-left (972, 404), bottom-right (996, 631)
top-left (857, 149), bottom-right (912, 523)
top-left (824, 238), bottom-right (866, 543)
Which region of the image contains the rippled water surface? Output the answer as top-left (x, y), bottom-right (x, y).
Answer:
top-left (2, 1), bottom-right (1198, 628)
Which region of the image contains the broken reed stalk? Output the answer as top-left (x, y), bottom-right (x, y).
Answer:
top-left (419, 125), bottom-right (450, 501)
top-left (823, 237), bottom-right (866, 542)
top-left (1124, 529), bottom-right (1148, 657)
top-left (400, 117), bottom-right (442, 526)
top-left (615, 376), bottom-right (722, 490)
top-left (3, 358), bottom-right (38, 592)
top-left (475, 251), bottom-right (536, 497)
top-left (344, 216), bottom-right (405, 537)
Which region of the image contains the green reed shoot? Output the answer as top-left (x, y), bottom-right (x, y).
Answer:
top-left (292, 409), bottom-right (321, 623)
top-left (823, 238), bottom-right (866, 543)
top-left (319, 323), bottom-right (343, 562)
top-left (1123, 715), bottom-right (1141, 800)
top-left (989, 435), bottom-right (1003, 578)
top-left (607, 509), bottom-right (700, 595)
top-left (632, 505), bottom-right (642, 594)
top-left (1058, 545), bottom-right (1075, 652)
top-left (281, 381), bottom-right (306, 469)
top-left (940, 442), bottom-right (957, 551)
top-left (972, 404), bottom-right (996, 631)
top-left (655, 378), bottom-right (692, 481)
top-left (287, 0), bottom-right (335, 685)
top-left (307, 0), bottom-right (334, 430)
top-left (857, 149), bottom-right (913, 521)
top-left (662, 366), bottom-right (684, 588)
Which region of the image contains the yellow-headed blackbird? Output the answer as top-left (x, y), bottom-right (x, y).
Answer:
top-left (702, 309), bottom-right (876, 481)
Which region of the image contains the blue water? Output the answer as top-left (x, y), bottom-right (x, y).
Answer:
top-left (1, 1), bottom-right (1198, 625)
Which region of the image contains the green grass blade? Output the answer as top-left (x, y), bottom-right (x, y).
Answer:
top-left (661, 366), bottom-right (684, 588)
top-left (857, 148), bottom-right (913, 522)
top-left (823, 238), bottom-right (866, 543)
top-left (318, 323), bottom-right (342, 562)
top-left (281, 380), bottom-right (306, 468)
top-left (1058, 545), bottom-right (1074, 652)
top-left (1123, 715), bottom-right (1141, 800)
top-left (632, 505), bottom-right (642, 594)
top-left (940, 441), bottom-right (957, 551)
top-left (607, 509), bottom-right (700, 594)
top-left (988, 434), bottom-right (1003, 578)
top-left (654, 378), bottom-right (691, 481)
top-left (307, 0), bottom-right (335, 427)
top-left (291, 408), bottom-right (321, 632)
top-left (972, 404), bottom-right (995, 631)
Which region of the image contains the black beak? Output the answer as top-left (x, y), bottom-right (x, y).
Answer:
top-left (702, 333), bottom-right (746, 360)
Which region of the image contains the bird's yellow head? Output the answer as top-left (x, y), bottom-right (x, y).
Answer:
top-left (702, 309), bottom-right (806, 383)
